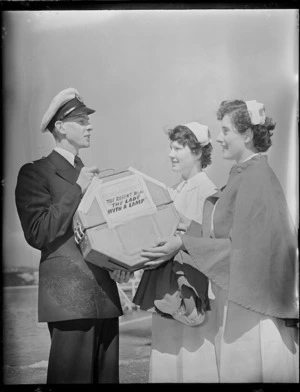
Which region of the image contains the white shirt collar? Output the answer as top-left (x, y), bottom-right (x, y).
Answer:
top-left (54, 147), bottom-right (76, 167)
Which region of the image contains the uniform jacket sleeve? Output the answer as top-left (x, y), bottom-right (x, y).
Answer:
top-left (15, 162), bottom-right (82, 250)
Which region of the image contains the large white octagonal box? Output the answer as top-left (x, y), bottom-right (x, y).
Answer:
top-left (73, 167), bottom-right (180, 272)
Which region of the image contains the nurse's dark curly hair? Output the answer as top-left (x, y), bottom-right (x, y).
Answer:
top-left (167, 125), bottom-right (212, 169)
top-left (216, 100), bottom-right (276, 152)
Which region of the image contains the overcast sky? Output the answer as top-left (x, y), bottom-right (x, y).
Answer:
top-left (2, 9), bottom-right (298, 269)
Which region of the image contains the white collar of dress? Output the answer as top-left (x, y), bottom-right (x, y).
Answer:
top-left (174, 171), bottom-right (206, 193)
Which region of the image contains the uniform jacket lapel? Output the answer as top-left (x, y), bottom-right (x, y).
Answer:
top-left (47, 150), bottom-right (79, 185)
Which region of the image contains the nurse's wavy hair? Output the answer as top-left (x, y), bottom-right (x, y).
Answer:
top-left (216, 100), bottom-right (276, 152)
top-left (167, 125), bottom-right (212, 169)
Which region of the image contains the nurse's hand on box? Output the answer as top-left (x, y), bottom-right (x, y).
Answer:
top-left (109, 270), bottom-right (134, 284)
top-left (141, 235), bottom-right (183, 270)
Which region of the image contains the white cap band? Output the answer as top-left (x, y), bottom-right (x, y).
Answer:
top-left (183, 122), bottom-right (211, 146)
top-left (245, 100), bottom-right (266, 125)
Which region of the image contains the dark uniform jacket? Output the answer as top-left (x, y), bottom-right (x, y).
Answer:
top-left (15, 150), bottom-right (123, 322)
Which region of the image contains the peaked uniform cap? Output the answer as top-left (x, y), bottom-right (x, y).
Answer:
top-left (40, 87), bottom-right (95, 133)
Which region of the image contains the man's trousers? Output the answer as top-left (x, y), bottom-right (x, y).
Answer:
top-left (47, 318), bottom-right (119, 384)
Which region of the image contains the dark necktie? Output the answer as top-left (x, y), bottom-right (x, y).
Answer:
top-left (74, 155), bottom-right (84, 174)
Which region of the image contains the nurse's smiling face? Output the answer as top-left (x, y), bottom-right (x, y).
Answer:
top-left (216, 114), bottom-right (249, 163)
top-left (168, 141), bottom-right (199, 176)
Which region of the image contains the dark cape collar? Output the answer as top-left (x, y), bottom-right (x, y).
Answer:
top-left (229, 153), bottom-right (267, 175)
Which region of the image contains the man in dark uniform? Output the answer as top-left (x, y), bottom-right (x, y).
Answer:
top-left (15, 87), bottom-right (132, 384)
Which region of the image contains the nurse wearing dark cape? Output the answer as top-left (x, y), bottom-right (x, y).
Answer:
top-left (135, 100), bottom-right (299, 382)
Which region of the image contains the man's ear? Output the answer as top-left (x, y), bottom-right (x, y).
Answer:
top-left (54, 120), bottom-right (66, 135)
